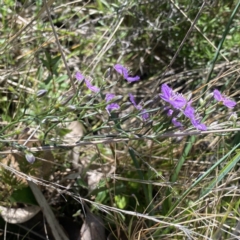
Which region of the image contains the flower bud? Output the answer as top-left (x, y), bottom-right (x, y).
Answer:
top-left (104, 68), bottom-right (111, 79)
top-left (205, 92), bottom-right (214, 100)
top-left (199, 98), bottom-right (205, 107)
top-left (25, 153), bottom-right (35, 164)
top-left (229, 112), bottom-right (237, 122)
top-left (36, 89), bottom-right (47, 98)
top-left (66, 105), bottom-right (77, 111)
top-left (60, 92), bottom-right (75, 106)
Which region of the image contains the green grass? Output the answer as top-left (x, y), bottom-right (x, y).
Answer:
top-left (0, 0), bottom-right (240, 239)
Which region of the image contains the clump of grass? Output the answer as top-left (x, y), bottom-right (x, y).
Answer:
top-left (0, 0), bottom-right (240, 239)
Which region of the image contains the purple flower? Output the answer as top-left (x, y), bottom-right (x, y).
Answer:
top-left (105, 93), bottom-right (120, 115)
top-left (213, 89), bottom-right (236, 109)
top-left (85, 78), bottom-right (100, 93)
top-left (129, 93), bottom-right (149, 120)
top-left (76, 72), bottom-right (84, 81)
top-left (183, 102), bottom-right (207, 130)
top-left (140, 109), bottom-right (149, 121)
top-left (129, 93), bottom-right (142, 110)
top-left (172, 118), bottom-right (183, 128)
top-left (105, 93), bottom-right (115, 102)
top-left (160, 84), bottom-right (187, 109)
top-left (160, 84), bottom-right (207, 130)
top-left (190, 118), bottom-right (207, 131)
top-left (75, 72), bottom-right (99, 93)
top-left (164, 108), bottom-right (182, 128)
top-left (114, 64), bottom-right (140, 82)
top-left (106, 103), bottom-right (120, 115)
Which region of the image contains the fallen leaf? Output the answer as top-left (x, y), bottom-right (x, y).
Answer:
top-left (0, 205), bottom-right (40, 224)
top-left (80, 206), bottom-right (106, 240)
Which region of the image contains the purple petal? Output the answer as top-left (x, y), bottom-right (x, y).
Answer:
top-left (76, 72), bottom-right (84, 82)
top-left (184, 103), bottom-right (195, 119)
top-left (114, 64), bottom-right (128, 76)
top-left (160, 84), bottom-right (172, 102)
top-left (223, 99), bottom-right (236, 109)
top-left (105, 93), bottom-right (115, 102)
top-left (106, 103), bottom-right (120, 115)
top-left (172, 118), bottom-right (183, 128)
top-left (140, 109), bottom-right (149, 121)
top-left (160, 84), bottom-right (187, 109)
top-left (170, 94), bottom-right (187, 109)
top-left (85, 78), bottom-right (100, 93)
top-left (129, 93), bottom-right (137, 107)
top-left (167, 109), bottom-right (174, 117)
top-left (213, 89), bottom-right (236, 108)
top-left (213, 89), bottom-right (223, 101)
top-left (191, 118), bottom-right (207, 131)
top-left (129, 93), bottom-right (142, 110)
top-left (125, 75), bottom-right (140, 82)
top-left (114, 64), bottom-right (140, 82)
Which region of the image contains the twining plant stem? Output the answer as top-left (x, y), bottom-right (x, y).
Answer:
top-left (42, 0), bottom-right (76, 93)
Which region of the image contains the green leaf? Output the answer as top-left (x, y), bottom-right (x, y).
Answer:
top-left (76, 178), bottom-right (88, 189)
top-left (200, 150), bottom-right (240, 198)
top-left (57, 128), bottom-right (72, 137)
top-left (167, 142), bottom-right (240, 216)
top-left (9, 187), bottom-right (38, 205)
top-left (114, 195), bottom-right (128, 209)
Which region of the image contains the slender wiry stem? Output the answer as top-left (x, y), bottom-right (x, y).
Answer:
top-left (42, 0), bottom-right (76, 93)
